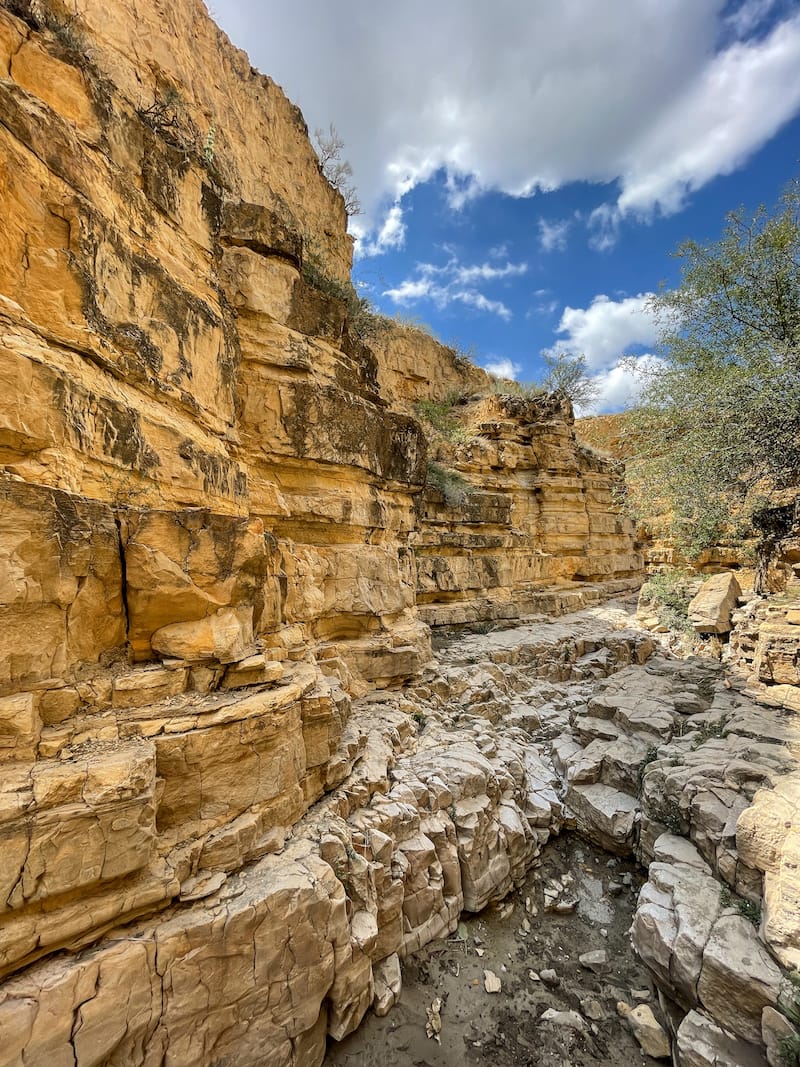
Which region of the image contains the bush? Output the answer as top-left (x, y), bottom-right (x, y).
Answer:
top-left (719, 884), bottom-right (761, 926)
top-left (426, 462), bottom-right (473, 507)
top-left (488, 378), bottom-right (545, 399)
top-left (625, 179), bottom-right (800, 591)
top-left (639, 568), bottom-right (696, 634)
top-left (300, 252), bottom-right (385, 341)
top-left (414, 395), bottom-right (471, 445)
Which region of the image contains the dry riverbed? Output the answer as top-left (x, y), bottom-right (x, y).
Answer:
top-left (326, 831), bottom-right (662, 1067)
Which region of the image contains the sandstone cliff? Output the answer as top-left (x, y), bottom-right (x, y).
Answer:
top-left (0, 0), bottom-right (643, 1062)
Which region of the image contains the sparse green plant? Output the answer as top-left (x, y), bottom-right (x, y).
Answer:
top-left (778, 1033), bottom-right (800, 1067)
top-left (643, 796), bottom-right (684, 835)
top-left (332, 858), bottom-right (349, 886)
top-left (488, 377), bottom-right (545, 399)
top-left (689, 716), bottom-right (728, 749)
top-left (412, 710), bottom-right (426, 728)
top-left (779, 971), bottom-right (800, 1027)
top-left (719, 884), bottom-right (761, 926)
top-left (203, 123), bottom-right (216, 165)
top-left (10, 1), bottom-right (89, 55)
top-left (426, 462), bottom-right (473, 507)
top-left (638, 744), bottom-right (660, 787)
top-left (391, 312), bottom-right (439, 338)
top-left (300, 251), bottom-right (384, 341)
top-left (639, 567), bottom-right (697, 634)
top-left (414, 395), bottom-right (471, 445)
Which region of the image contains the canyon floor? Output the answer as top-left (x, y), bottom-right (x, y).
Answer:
top-left (321, 591), bottom-right (799, 1066)
top-left (326, 830), bottom-right (658, 1067)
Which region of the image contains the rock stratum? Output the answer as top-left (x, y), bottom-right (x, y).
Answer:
top-left (0, 0), bottom-right (647, 1062)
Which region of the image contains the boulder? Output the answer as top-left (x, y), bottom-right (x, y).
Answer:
top-left (697, 913), bottom-right (782, 1044)
top-left (688, 572), bottom-right (741, 634)
top-left (151, 607), bottom-right (255, 664)
top-left (676, 1010), bottom-right (767, 1067)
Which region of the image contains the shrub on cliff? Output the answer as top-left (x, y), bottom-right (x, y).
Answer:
top-left (625, 179), bottom-right (800, 591)
top-left (426, 462), bottom-right (473, 506)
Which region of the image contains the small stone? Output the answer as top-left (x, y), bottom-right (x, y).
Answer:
top-left (579, 949), bottom-right (608, 973)
top-left (618, 1002), bottom-right (671, 1059)
top-left (540, 1009), bottom-right (587, 1031)
top-left (425, 997), bottom-right (443, 1041)
top-left (554, 896), bottom-right (578, 914)
top-left (484, 970), bottom-right (502, 994)
top-left (607, 881), bottom-right (623, 896)
top-left (631, 988), bottom-right (651, 1002)
top-left (581, 998), bottom-right (606, 1021)
top-left (528, 970), bottom-right (540, 981)
top-left (540, 968), bottom-right (559, 986)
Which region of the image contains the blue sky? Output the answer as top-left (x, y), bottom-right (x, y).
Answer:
top-left (211, 0), bottom-right (800, 412)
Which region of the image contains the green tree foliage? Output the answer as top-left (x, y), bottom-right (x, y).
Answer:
top-left (541, 351), bottom-right (598, 411)
top-left (625, 180), bottom-right (800, 589)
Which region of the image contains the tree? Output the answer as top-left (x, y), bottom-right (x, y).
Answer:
top-left (625, 179), bottom-right (800, 591)
top-left (313, 123), bottom-right (362, 218)
top-left (541, 351), bottom-right (599, 411)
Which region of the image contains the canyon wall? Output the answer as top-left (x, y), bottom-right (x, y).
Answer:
top-left (0, 0), bottom-right (642, 1062)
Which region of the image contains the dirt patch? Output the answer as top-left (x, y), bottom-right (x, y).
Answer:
top-left (325, 832), bottom-right (663, 1067)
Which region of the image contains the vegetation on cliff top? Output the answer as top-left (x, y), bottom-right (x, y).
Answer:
top-left (624, 179), bottom-right (800, 589)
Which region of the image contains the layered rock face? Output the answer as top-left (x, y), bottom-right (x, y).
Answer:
top-left (0, 0), bottom-right (644, 1062)
top-left (416, 393), bottom-right (642, 628)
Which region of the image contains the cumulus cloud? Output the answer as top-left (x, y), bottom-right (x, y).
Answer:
top-left (383, 256), bottom-right (526, 320)
top-left (582, 354), bottom-right (661, 415)
top-left (213, 1), bottom-right (800, 239)
top-left (483, 357), bottom-right (522, 379)
top-left (552, 293), bottom-right (659, 370)
top-left (617, 15), bottom-right (800, 216)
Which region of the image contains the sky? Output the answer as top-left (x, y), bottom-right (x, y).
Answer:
top-left (211, 0), bottom-right (800, 413)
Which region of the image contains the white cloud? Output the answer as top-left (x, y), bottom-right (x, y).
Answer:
top-left (587, 204), bottom-right (621, 252)
top-left (354, 204), bottom-right (406, 258)
top-left (383, 255), bottom-right (524, 320)
top-left (617, 15), bottom-right (800, 216)
top-left (552, 293), bottom-right (658, 370)
top-left (483, 357), bottom-right (521, 379)
top-left (453, 261), bottom-right (528, 284)
top-left (538, 218), bottom-right (571, 252)
top-left (212, 2), bottom-right (800, 240)
top-left (383, 277), bottom-right (434, 303)
top-left (582, 354), bottom-right (662, 415)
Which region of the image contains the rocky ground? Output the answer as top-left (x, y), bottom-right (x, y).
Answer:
top-left (321, 593), bottom-right (800, 1067)
top-left (3, 594), bottom-right (796, 1066)
top-left (326, 832), bottom-right (660, 1067)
